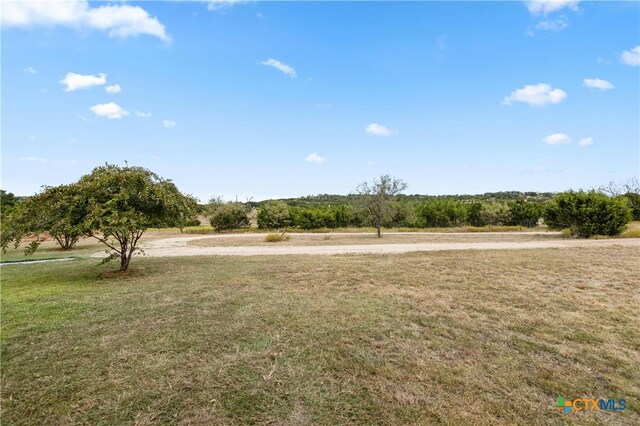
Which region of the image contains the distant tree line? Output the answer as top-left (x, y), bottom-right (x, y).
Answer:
top-left (252, 198), bottom-right (545, 230)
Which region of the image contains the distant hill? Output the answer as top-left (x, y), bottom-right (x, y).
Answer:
top-left (252, 191), bottom-right (557, 208)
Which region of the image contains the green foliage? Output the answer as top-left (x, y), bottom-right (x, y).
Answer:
top-left (623, 193), bottom-right (640, 220)
top-left (1, 189), bottom-right (17, 213)
top-left (1, 185), bottom-right (86, 253)
top-left (356, 174), bottom-right (408, 237)
top-left (544, 191), bottom-right (632, 237)
top-left (264, 232), bottom-right (290, 242)
top-left (210, 203), bottom-right (249, 231)
top-left (480, 202), bottom-right (511, 226)
top-left (507, 199), bottom-right (543, 228)
top-left (467, 202), bottom-right (484, 227)
top-left (75, 164), bottom-right (198, 270)
top-left (416, 199), bottom-right (468, 227)
top-left (290, 206), bottom-right (336, 229)
top-left (257, 201), bottom-right (291, 229)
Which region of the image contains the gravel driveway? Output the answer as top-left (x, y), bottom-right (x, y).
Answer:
top-left (92, 232), bottom-right (640, 257)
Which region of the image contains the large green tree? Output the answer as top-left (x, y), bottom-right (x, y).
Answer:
top-left (356, 174), bottom-right (407, 238)
top-left (76, 164), bottom-right (198, 271)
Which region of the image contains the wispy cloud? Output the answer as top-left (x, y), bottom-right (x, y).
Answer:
top-left (90, 102), bottom-right (129, 119)
top-left (1, 1), bottom-right (170, 41)
top-left (305, 152), bottom-right (326, 164)
top-left (542, 133), bottom-right (571, 145)
top-left (260, 58), bottom-right (297, 78)
top-left (620, 45), bottom-right (640, 67)
top-left (535, 17), bottom-right (568, 32)
top-left (19, 156), bottom-right (47, 163)
top-left (105, 84), bottom-right (121, 93)
top-left (207, 0), bottom-right (249, 11)
top-left (60, 72), bottom-right (106, 91)
top-left (525, 0), bottom-right (580, 16)
top-left (163, 120), bottom-right (176, 128)
top-left (583, 78), bottom-right (614, 91)
top-left (135, 111), bottom-right (152, 118)
top-left (365, 123), bottom-right (395, 137)
top-left (578, 137), bottom-right (594, 147)
top-left (23, 66), bottom-right (37, 74)
top-left (503, 83), bottom-right (567, 106)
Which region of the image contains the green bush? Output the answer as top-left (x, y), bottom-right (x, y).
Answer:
top-left (209, 203), bottom-right (249, 231)
top-left (544, 191), bottom-right (631, 237)
top-left (508, 199), bottom-right (543, 227)
top-left (257, 201), bottom-right (291, 229)
top-left (623, 192), bottom-right (640, 220)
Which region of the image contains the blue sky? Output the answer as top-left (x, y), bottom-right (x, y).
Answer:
top-left (2, 0), bottom-right (639, 201)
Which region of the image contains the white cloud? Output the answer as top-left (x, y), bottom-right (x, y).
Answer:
top-left (620, 45), bottom-right (640, 67)
top-left (60, 72), bottom-right (106, 91)
top-left (135, 111), bottom-right (152, 118)
top-left (207, 0), bottom-right (248, 11)
top-left (1, 1), bottom-right (169, 42)
top-left (502, 83), bottom-right (567, 106)
top-left (24, 66), bottom-right (37, 74)
top-left (365, 123), bottom-right (395, 137)
top-left (19, 156), bottom-right (47, 163)
top-left (260, 59), bottom-right (297, 78)
top-left (583, 78), bottom-right (614, 91)
top-left (163, 120), bottom-right (176, 128)
top-left (542, 133), bottom-right (571, 145)
top-left (90, 102), bottom-right (129, 119)
top-left (535, 17), bottom-right (567, 32)
top-left (305, 152), bottom-right (326, 164)
top-left (105, 84), bottom-right (121, 93)
top-left (525, 0), bottom-right (580, 16)
top-left (578, 137), bottom-right (594, 147)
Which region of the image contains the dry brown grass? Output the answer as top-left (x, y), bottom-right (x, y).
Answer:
top-left (188, 231), bottom-right (564, 248)
top-left (2, 244), bottom-right (639, 424)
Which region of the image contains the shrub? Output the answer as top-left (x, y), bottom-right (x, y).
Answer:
top-left (265, 233), bottom-right (290, 242)
top-left (544, 191), bottom-right (631, 237)
top-left (623, 192), bottom-right (640, 220)
top-left (257, 201), bottom-right (291, 229)
top-left (209, 203), bottom-right (249, 231)
top-left (480, 202), bottom-right (511, 226)
top-left (184, 218), bottom-right (201, 227)
top-left (508, 199), bottom-right (543, 227)
top-left (416, 199), bottom-right (467, 227)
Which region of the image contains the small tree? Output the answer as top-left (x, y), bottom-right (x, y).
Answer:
top-left (210, 203), bottom-right (249, 231)
top-left (544, 191), bottom-right (631, 237)
top-left (356, 174), bottom-right (407, 237)
top-left (257, 201), bottom-right (291, 230)
top-left (1, 185), bottom-right (85, 253)
top-left (76, 165), bottom-right (198, 271)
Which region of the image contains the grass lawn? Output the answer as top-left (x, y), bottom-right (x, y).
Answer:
top-left (1, 246), bottom-right (639, 424)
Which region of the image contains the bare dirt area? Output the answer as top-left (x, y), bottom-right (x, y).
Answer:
top-left (95, 232), bottom-right (640, 258)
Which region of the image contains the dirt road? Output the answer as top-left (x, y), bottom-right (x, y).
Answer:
top-left (92, 232), bottom-right (640, 257)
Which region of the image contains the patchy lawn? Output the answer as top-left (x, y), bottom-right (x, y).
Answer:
top-left (1, 246), bottom-right (639, 424)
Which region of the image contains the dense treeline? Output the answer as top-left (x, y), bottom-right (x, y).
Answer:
top-left (255, 198), bottom-right (545, 230)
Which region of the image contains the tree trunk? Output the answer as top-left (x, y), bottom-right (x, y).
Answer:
top-left (377, 224), bottom-right (382, 238)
